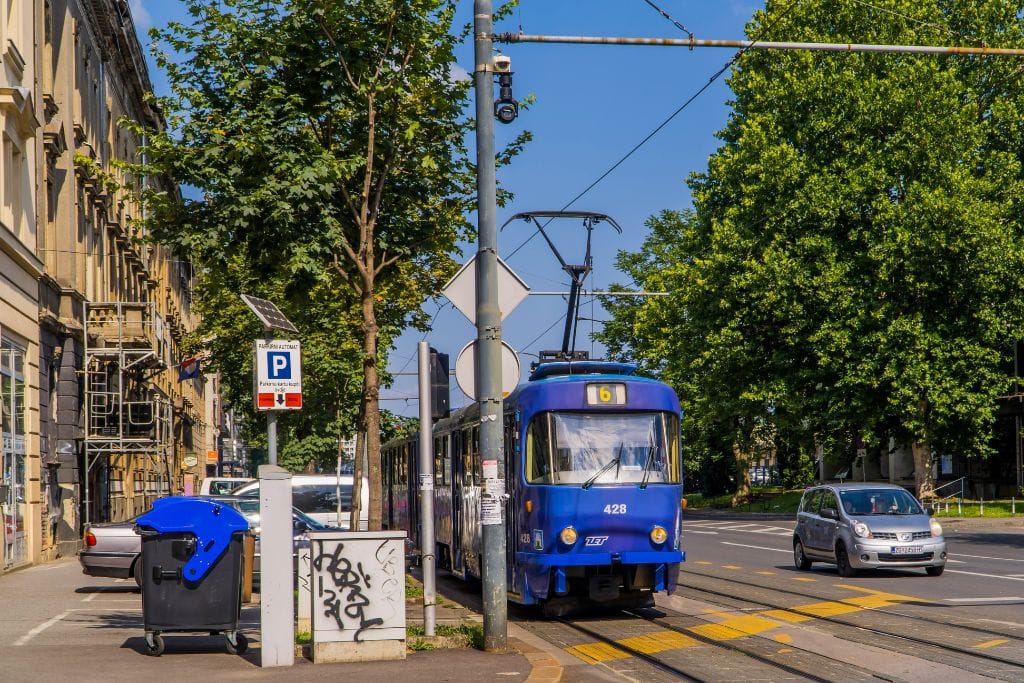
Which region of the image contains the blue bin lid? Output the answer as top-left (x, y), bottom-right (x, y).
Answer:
top-left (136, 497), bottom-right (249, 582)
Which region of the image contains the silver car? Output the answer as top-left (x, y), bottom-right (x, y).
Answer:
top-left (78, 496), bottom-right (325, 586)
top-left (79, 516), bottom-right (145, 585)
top-left (793, 483), bottom-right (947, 577)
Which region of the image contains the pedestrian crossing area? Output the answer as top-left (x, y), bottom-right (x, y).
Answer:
top-left (684, 519), bottom-right (794, 537)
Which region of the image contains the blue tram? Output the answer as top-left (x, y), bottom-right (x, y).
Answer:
top-left (382, 360), bottom-right (685, 611)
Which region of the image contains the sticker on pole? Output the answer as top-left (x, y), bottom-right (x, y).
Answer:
top-left (481, 497), bottom-right (503, 525)
top-left (254, 339), bottom-right (303, 411)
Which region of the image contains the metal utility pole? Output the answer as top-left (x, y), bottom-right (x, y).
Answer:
top-left (417, 342), bottom-right (437, 636)
top-left (474, 0), bottom-right (508, 652)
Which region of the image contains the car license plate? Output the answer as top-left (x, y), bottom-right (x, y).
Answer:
top-left (891, 546), bottom-right (917, 555)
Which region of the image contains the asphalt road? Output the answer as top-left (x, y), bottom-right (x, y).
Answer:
top-left (681, 513), bottom-right (1024, 625)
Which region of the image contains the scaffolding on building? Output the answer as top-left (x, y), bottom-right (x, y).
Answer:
top-left (82, 301), bottom-right (172, 525)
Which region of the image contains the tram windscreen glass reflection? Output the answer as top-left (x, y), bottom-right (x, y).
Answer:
top-left (526, 412), bottom-right (679, 485)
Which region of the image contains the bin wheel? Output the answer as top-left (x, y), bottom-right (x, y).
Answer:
top-left (226, 632), bottom-right (247, 655)
top-left (145, 633), bottom-right (164, 656)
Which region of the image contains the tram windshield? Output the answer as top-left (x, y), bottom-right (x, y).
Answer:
top-left (526, 412), bottom-right (680, 485)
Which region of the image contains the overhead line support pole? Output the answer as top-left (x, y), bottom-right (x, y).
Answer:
top-left (492, 34), bottom-right (1024, 56)
top-left (474, 0), bottom-right (508, 652)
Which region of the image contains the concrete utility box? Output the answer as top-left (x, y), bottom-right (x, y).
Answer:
top-left (307, 530), bottom-right (407, 663)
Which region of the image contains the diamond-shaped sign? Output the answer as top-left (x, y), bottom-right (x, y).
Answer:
top-left (442, 254), bottom-right (530, 325)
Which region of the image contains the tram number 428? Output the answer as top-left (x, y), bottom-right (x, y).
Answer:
top-left (604, 504), bottom-right (627, 514)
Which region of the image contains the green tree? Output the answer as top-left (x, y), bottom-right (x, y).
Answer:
top-left (134, 0), bottom-right (511, 528)
top-left (602, 0), bottom-right (1024, 500)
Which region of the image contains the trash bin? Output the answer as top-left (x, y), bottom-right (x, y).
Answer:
top-left (135, 497), bottom-right (250, 656)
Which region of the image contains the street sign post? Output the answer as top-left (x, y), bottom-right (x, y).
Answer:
top-left (254, 339), bottom-right (303, 411)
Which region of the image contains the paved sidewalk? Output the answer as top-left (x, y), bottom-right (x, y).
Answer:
top-left (0, 558), bottom-right (542, 683)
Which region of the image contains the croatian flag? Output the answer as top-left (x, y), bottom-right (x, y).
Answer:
top-left (178, 356), bottom-right (200, 382)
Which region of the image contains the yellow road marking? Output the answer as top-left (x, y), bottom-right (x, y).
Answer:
top-left (794, 601), bottom-right (862, 618)
top-left (792, 577), bottom-right (817, 582)
top-left (974, 639), bottom-right (1008, 649)
top-left (722, 565), bottom-right (742, 570)
top-left (689, 614), bottom-right (780, 640)
top-left (565, 586), bottom-right (926, 665)
top-left (566, 642), bottom-right (631, 664)
top-left (761, 609), bottom-right (812, 623)
top-left (777, 648), bottom-right (793, 653)
top-left (695, 561), bottom-right (713, 565)
top-left (834, 585), bottom-right (924, 604)
top-left (756, 571), bottom-right (776, 576)
top-left (617, 630), bottom-right (700, 653)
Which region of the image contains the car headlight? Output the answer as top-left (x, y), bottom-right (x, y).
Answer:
top-left (559, 526), bottom-right (578, 545)
top-left (650, 525), bottom-right (668, 545)
top-left (930, 518), bottom-right (943, 538)
top-left (852, 521), bottom-right (871, 538)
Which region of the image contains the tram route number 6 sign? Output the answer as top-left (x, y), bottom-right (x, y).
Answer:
top-left (254, 339), bottom-right (303, 411)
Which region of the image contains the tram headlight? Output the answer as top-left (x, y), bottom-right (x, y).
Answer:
top-left (650, 525), bottom-right (668, 545)
top-left (930, 518), bottom-right (943, 538)
top-left (559, 526), bottom-right (578, 546)
top-left (852, 521), bottom-right (871, 538)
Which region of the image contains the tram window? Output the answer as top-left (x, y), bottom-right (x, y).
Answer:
top-left (434, 436), bottom-right (449, 487)
top-left (398, 445), bottom-right (407, 485)
top-left (526, 411), bottom-right (680, 485)
top-left (472, 426), bottom-right (482, 482)
top-left (526, 415), bottom-right (554, 483)
top-left (462, 428), bottom-right (474, 485)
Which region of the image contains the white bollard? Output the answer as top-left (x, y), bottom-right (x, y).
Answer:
top-left (259, 465), bottom-right (295, 667)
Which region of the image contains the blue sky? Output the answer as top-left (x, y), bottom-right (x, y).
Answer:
top-left (135, 1), bottom-right (762, 415)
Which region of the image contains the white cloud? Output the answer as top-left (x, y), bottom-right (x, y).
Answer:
top-left (449, 63), bottom-right (472, 83)
top-left (129, 0), bottom-right (153, 32)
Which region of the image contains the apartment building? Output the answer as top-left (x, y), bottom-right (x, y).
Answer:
top-left (1, 0), bottom-right (206, 573)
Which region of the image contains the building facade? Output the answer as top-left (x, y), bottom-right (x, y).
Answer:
top-left (1, 0), bottom-right (207, 573)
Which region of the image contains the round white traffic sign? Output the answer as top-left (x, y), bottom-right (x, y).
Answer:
top-left (454, 340), bottom-right (520, 400)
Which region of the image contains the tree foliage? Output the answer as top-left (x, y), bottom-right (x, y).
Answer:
top-left (130, 0), bottom-right (519, 526)
top-left (601, 0), bottom-right (1024, 499)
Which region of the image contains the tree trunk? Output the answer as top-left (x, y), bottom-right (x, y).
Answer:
top-left (361, 285), bottom-right (383, 531)
top-left (911, 440), bottom-right (935, 501)
top-left (912, 399), bottom-right (935, 501)
top-left (731, 440), bottom-right (752, 507)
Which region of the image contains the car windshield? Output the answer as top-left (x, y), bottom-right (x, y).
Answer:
top-left (839, 488), bottom-right (923, 515)
top-left (526, 411), bottom-right (680, 485)
top-left (294, 509), bottom-right (326, 530)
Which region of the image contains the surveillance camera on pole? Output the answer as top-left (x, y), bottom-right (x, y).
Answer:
top-left (492, 55), bottom-right (518, 124)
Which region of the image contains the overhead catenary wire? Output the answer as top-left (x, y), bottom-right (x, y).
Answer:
top-left (502, 0), bottom-right (807, 262)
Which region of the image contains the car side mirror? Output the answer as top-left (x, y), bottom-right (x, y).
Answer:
top-left (293, 519), bottom-right (310, 532)
top-left (927, 507), bottom-right (935, 517)
top-left (820, 507), bottom-right (839, 520)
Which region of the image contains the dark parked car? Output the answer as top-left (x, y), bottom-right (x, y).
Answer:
top-left (78, 496), bottom-right (326, 586)
top-left (793, 483), bottom-right (947, 577)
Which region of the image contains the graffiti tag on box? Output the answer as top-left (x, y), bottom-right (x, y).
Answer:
top-left (311, 537), bottom-right (403, 643)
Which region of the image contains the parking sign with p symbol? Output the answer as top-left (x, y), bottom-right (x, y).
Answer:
top-left (268, 351), bottom-right (291, 379)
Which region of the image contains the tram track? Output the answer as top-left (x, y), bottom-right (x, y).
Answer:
top-left (676, 567), bottom-right (1024, 675)
top-left (554, 610), bottom-right (863, 683)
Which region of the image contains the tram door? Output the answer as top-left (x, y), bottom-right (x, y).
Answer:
top-left (407, 442), bottom-right (419, 546)
top-left (503, 413), bottom-right (518, 587)
top-left (450, 430), bottom-right (464, 576)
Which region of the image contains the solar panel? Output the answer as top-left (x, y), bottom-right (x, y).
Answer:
top-left (240, 294), bottom-right (298, 333)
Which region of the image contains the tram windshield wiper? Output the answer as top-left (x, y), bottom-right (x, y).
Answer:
top-left (639, 445), bottom-right (657, 489)
top-left (582, 443), bottom-right (624, 490)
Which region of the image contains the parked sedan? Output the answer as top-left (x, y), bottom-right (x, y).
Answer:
top-left (78, 496), bottom-right (326, 587)
top-left (793, 482), bottom-right (947, 577)
top-left (79, 516), bottom-right (145, 585)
